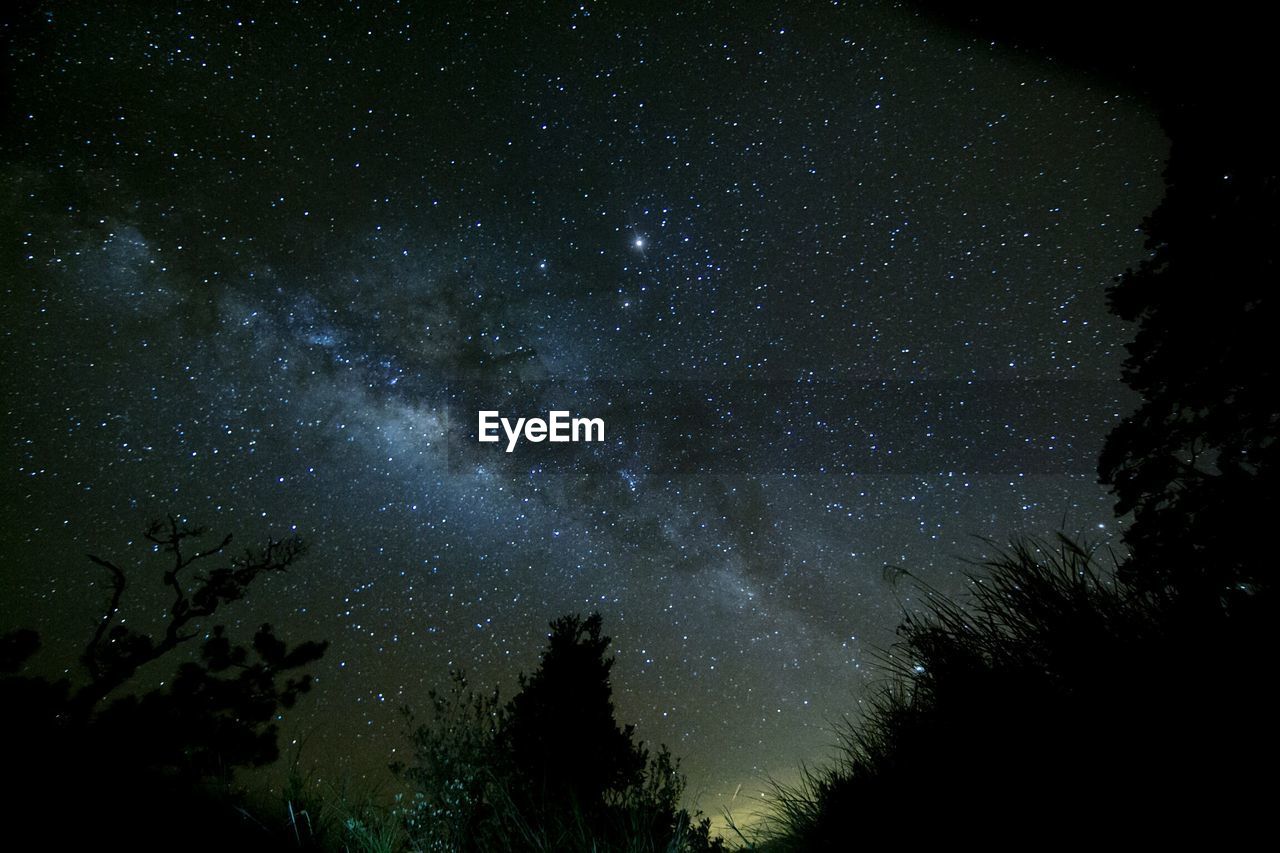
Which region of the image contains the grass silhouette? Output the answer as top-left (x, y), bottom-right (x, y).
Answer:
top-left (738, 535), bottom-right (1274, 847)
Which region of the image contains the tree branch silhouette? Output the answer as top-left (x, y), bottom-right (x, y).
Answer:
top-left (73, 515), bottom-right (314, 719)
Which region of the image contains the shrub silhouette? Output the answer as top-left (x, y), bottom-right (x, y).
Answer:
top-left (397, 613), bottom-right (722, 852)
top-left (396, 670), bottom-right (506, 849)
top-left (1, 516), bottom-right (328, 847)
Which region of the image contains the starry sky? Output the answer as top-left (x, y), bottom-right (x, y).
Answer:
top-left (1, 0), bottom-right (1167, 826)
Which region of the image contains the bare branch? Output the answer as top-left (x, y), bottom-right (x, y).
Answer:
top-left (83, 554), bottom-right (127, 681)
top-left (73, 519), bottom-right (306, 714)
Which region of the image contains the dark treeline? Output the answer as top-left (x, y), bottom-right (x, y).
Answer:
top-left (1, 534), bottom-right (721, 852)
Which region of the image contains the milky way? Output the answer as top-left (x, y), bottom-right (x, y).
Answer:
top-left (1, 1), bottom-right (1166, 823)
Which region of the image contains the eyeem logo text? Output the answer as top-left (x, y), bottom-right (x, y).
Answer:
top-left (477, 410), bottom-right (605, 452)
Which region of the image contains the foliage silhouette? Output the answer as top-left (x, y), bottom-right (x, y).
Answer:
top-left (1, 516), bottom-right (327, 847)
top-left (742, 536), bottom-right (1273, 847)
top-left (396, 670), bottom-right (506, 849)
top-left (397, 613), bottom-right (722, 852)
top-left (1099, 124), bottom-right (1279, 600)
top-left (501, 613), bottom-right (647, 816)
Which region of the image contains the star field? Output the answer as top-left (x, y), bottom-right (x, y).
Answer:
top-left (0, 1), bottom-right (1167, 824)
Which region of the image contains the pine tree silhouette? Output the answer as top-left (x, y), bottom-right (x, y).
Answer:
top-left (397, 613), bottom-right (722, 852)
top-left (501, 613), bottom-right (646, 817)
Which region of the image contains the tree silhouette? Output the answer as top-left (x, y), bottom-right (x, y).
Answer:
top-left (1, 516), bottom-right (327, 843)
top-left (1099, 123), bottom-right (1279, 600)
top-left (500, 613), bottom-right (647, 815)
top-left (397, 613), bottom-right (721, 852)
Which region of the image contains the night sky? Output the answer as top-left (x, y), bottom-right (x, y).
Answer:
top-left (1, 1), bottom-right (1167, 826)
